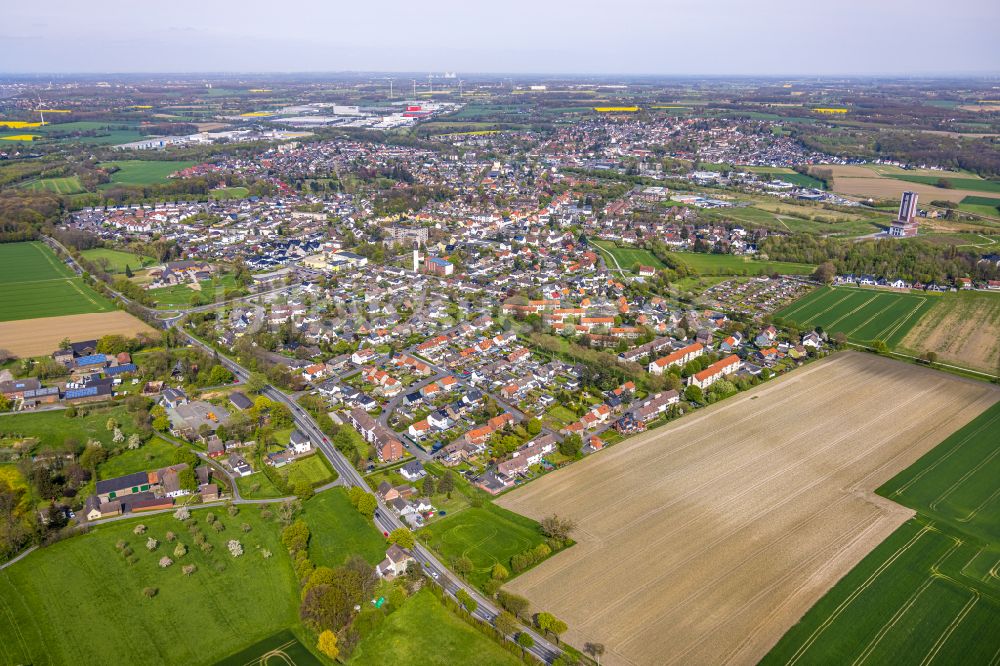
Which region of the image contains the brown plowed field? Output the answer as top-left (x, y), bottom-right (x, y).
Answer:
top-left (497, 352), bottom-right (999, 666)
top-left (0, 311), bottom-right (157, 357)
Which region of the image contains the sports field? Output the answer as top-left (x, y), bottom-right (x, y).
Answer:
top-left (765, 401), bottom-right (1000, 665)
top-left (81, 247), bottom-right (155, 273)
top-left (419, 504), bottom-right (550, 590)
top-left (497, 353), bottom-right (999, 666)
top-left (777, 285), bottom-right (936, 347)
top-left (215, 629), bottom-right (322, 666)
top-left (591, 240), bottom-right (665, 273)
top-left (20, 176), bottom-right (85, 195)
top-left (99, 160), bottom-right (197, 186)
top-left (0, 242), bottom-right (115, 322)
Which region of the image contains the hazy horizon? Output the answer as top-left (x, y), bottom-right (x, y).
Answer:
top-left (3, 0), bottom-right (998, 76)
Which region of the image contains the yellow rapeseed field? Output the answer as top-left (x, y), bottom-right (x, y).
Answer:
top-left (239, 111), bottom-right (274, 117)
top-left (594, 106), bottom-right (640, 112)
top-left (0, 121), bottom-right (45, 128)
top-left (0, 134), bottom-right (39, 141)
top-left (813, 107), bottom-right (848, 114)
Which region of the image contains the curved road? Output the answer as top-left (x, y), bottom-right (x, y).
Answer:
top-left (39, 237), bottom-right (563, 663)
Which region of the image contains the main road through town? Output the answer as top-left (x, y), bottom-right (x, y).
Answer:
top-left (42, 236), bottom-right (563, 663)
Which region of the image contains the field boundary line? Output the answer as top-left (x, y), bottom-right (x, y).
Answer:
top-left (653, 505), bottom-right (882, 665)
top-left (846, 294), bottom-right (898, 338)
top-left (884, 412), bottom-right (1000, 498)
top-left (778, 287), bottom-right (832, 320)
top-left (799, 292), bottom-right (854, 327)
top-left (782, 526), bottom-right (931, 666)
top-left (572, 379), bottom-right (943, 623)
top-left (851, 575), bottom-right (937, 666)
top-left (920, 590), bottom-right (980, 666)
top-left (957, 485), bottom-right (1000, 524)
top-left (928, 442), bottom-right (1000, 512)
top-left (29, 240), bottom-right (70, 278)
top-left (875, 297), bottom-right (928, 343)
top-left (826, 293), bottom-right (880, 331)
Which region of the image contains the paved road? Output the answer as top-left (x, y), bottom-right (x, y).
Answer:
top-left (40, 236), bottom-right (564, 662)
top-left (175, 327), bottom-right (563, 663)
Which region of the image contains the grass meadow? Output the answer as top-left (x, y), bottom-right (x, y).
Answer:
top-left (765, 401), bottom-right (1000, 665)
top-left (0, 405), bottom-right (141, 453)
top-left (776, 285), bottom-right (936, 346)
top-left (888, 174), bottom-right (1000, 194)
top-left (0, 487), bottom-right (388, 665)
top-left (301, 488), bottom-right (386, 569)
top-left (99, 160), bottom-right (198, 186)
top-left (668, 251), bottom-right (815, 276)
top-left (0, 242), bottom-right (115, 321)
top-left (591, 240), bottom-right (665, 272)
top-left (0, 507), bottom-right (299, 666)
top-left (418, 504), bottom-right (551, 591)
top-left (19, 176), bottom-right (85, 195)
top-left (347, 588), bottom-right (520, 666)
top-left (81, 247), bottom-right (156, 274)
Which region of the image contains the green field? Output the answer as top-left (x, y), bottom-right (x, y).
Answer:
top-left (99, 160), bottom-right (198, 186)
top-left (777, 285), bottom-right (936, 346)
top-left (667, 251), bottom-right (816, 276)
top-left (286, 454), bottom-right (337, 487)
top-left (879, 400), bottom-right (1000, 544)
top-left (591, 240), bottom-right (665, 273)
top-left (765, 401), bottom-right (1000, 665)
top-left (301, 488), bottom-right (386, 569)
top-left (348, 588), bottom-right (520, 666)
top-left (15, 122), bottom-right (144, 146)
top-left (148, 274), bottom-right (239, 308)
top-left (0, 405), bottom-right (140, 453)
top-left (210, 186), bottom-right (251, 200)
top-left (20, 176), bottom-right (85, 195)
top-left (888, 174), bottom-right (1000, 193)
top-left (0, 507), bottom-right (299, 666)
top-left (0, 242), bottom-right (115, 321)
top-left (959, 195), bottom-right (1000, 217)
top-left (419, 504), bottom-right (551, 590)
top-left (742, 166), bottom-right (826, 189)
top-left (97, 437), bottom-right (179, 480)
top-left (81, 247), bottom-right (156, 273)
top-left (215, 629), bottom-right (322, 666)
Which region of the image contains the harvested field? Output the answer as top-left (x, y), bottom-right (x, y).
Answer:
top-left (497, 353), bottom-right (999, 666)
top-left (899, 291), bottom-right (1000, 374)
top-left (818, 165), bottom-right (986, 202)
top-left (0, 311), bottom-right (156, 357)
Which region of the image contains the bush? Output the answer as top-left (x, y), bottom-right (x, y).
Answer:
top-left (142, 587), bottom-right (158, 598)
top-left (158, 556), bottom-right (173, 568)
top-left (174, 543), bottom-right (187, 558)
top-left (145, 537), bottom-right (158, 551)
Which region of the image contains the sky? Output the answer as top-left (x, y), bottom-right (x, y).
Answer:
top-left (2, 0), bottom-right (998, 76)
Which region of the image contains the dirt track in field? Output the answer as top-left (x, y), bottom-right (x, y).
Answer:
top-left (0, 311), bottom-right (157, 357)
top-left (497, 352), bottom-right (1000, 666)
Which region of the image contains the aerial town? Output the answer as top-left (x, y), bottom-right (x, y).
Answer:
top-left (0, 7), bottom-right (998, 665)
